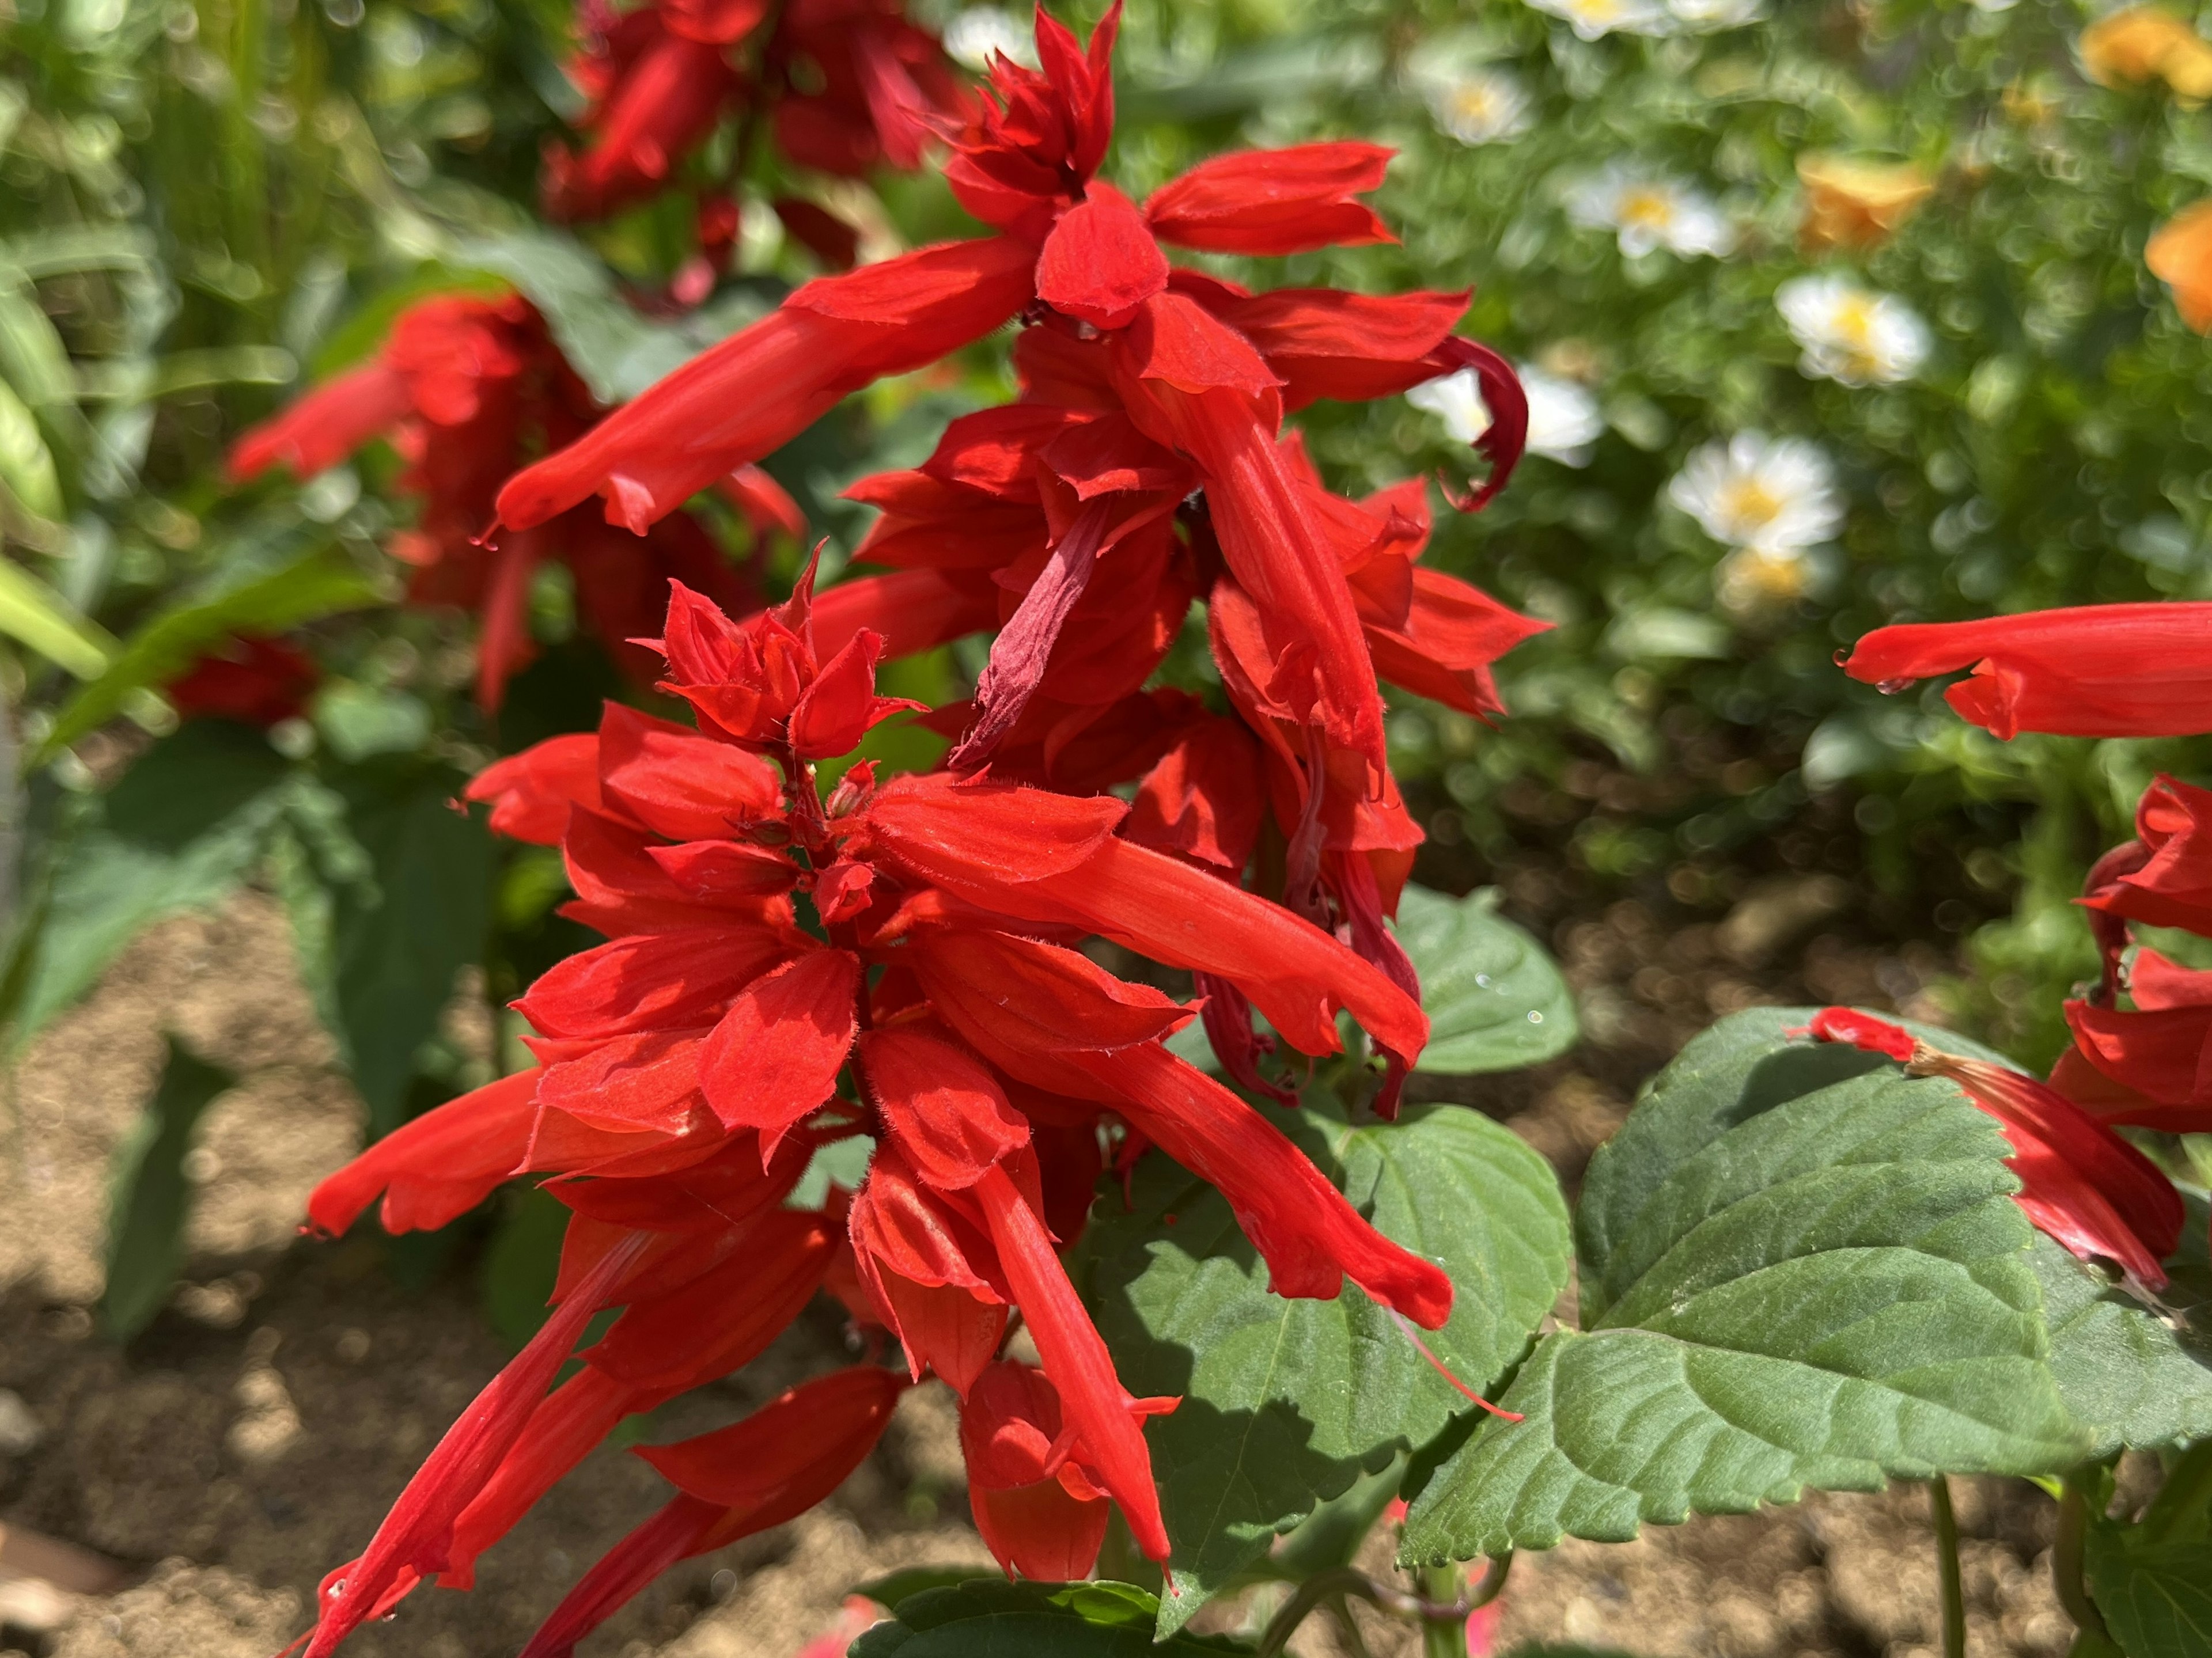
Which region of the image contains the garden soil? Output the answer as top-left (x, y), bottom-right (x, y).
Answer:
top-left (0, 873), bottom-right (2078, 1658)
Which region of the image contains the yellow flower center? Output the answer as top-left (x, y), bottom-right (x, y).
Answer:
top-left (1719, 479), bottom-right (1782, 529)
top-left (1619, 189), bottom-right (1676, 231)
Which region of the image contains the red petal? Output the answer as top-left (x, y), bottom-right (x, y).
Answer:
top-left (227, 362), bottom-right (411, 484)
top-left (859, 1023), bottom-right (1032, 1189)
top-left (468, 734), bottom-right (605, 845)
top-left (586, 1210), bottom-right (835, 1389)
top-left (598, 702), bottom-right (783, 839)
top-left (862, 772), bottom-right (1128, 882)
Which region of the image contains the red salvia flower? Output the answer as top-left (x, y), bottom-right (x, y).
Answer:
top-left (1807, 1008), bottom-right (2181, 1299)
top-left (1840, 602), bottom-right (2212, 739)
top-left (228, 293), bottom-right (766, 708)
top-left (290, 576), bottom-right (1464, 1645)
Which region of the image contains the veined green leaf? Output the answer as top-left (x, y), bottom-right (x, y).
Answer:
top-left (1084, 1101), bottom-right (1570, 1633)
top-left (1401, 1007), bottom-right (2086, 1563)
top-left (39, 542), bottom-right (380, 759)
top-left (0, 553), bottom-right (115, 677)
top-left (1396, 885), bottom-right (1578, 1073)
top-left (100, 1034), bottom-right (237, 1341)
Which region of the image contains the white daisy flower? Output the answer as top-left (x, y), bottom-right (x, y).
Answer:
top-left (1667, 434), bottom-right (1843, 556)
top-left (942, 6), bottom-right (1037, 70)
top-left (1665, 0), bottom-right (1768, 28)
top-left (1566, 164), bottom-right (1736, 259)
top-left (1525, 0), bottom-right (1674, 39)
top-left (1406, 363), bottom-right (1606, 468)
top-left (1422, 66), bottom-right (1535, 147)
top-left (1775, 274), bottom-right (1933, 387)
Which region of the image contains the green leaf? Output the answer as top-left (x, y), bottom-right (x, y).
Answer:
top-left (2, 723), bottom-right (296, 1053)
top-left (100, 1034), bottom-right (237, 1341)
top-left (1083, 1102), bottom-right (1570, 1630)
top-left (2088, 1522), bottom-right (2212, 1658)
top-left (0, 553), bottom-right (114, 677)
top-left (2030, 1218), bottom-right (2212, 1456)
top-left (298, 762), bottom-right (493, 1136)
top-left (1401, 1007), bottom-right (2086, 1564)
top-left (0, 381), bottom-right (65, 521)
top-left (853, 1567), bottom-right (1001, 1614)
top-left (846, 1580), bottom-right (1253, 1657)
top-left (1395, 885), bottom-right (1578, 1073)
top-left (39, 541), bottom-right (380, 758)
top-left (479, 1183), bottom-right (570, 1348)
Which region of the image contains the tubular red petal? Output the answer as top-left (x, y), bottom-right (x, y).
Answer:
top-left (861, 773), bottom-right (1128, 881)
top-left (227, 362), bottom-right (412, 484)
top-left (552, 1126), bottom-right (813, 1234)
top-left (908, 929), bottom-right (1194, 1061)
top-left (2059, 997), bottom-right (2212, 1132)
top-left (1200, 287), bottom-right (1467, 408)
top-left (586, 1210), bottom-right (835, 1390)
top-left (516, 1493), bottom-right (725, 1658)
top-left (810, 569), bottom-right (999, 663)
top-left (971, 1163), bottom-right (1172, 1562)
top-left (961, 1361), bottom-right (1109, 1579)
top-left (1143, 142), bottom-right (1396, 256)
top-left (495, 239), bottom-right (1035, 534)
top-left (971, 1479), bottom-right (1111, 1581)
top-left (305, 1068), bottom-right (541, 1238)
top-left (698, 949), bottom-right (861, 1148)
top-left (1840, 605), bottom-right (2212, 739)
top-left (300, 1233), bottom-right (648, 1656)
top-left (1075, 1041), bottom-right (1453, 1327)
top-left (1124, 714), bottom-right (1267, 874)
top-left (597, 701), bottom-right (783, 838)
top-left (517, 929), bottom-right (795, 1039)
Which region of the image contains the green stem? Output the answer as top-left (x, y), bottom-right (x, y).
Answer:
top-left (1421, 1564), bottom-right (1465, 1658)
top-left (1931, 1478), bottom-right (1965, 1658)
top-left (2055, 1474), bottom-right (2111, 1646)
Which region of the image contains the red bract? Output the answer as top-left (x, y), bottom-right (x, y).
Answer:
top-left (493, 5), bottom-right (1527, 778)
top-left (290, 577), bottom-right (1464, 1646)
top-left (164, 635), bottom-right (318, 727)
top-left (1840, 603), bottom-right (2212, 739)
top-left (228, 293), bottom-right (769, 708)
top-left (1807, 1009), bottom-right (2181, 1298)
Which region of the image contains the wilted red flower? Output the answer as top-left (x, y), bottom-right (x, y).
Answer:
top-left (1807, 1008), bottom-right (2181, 1298)
top-left (1840, 603), bottom-right (2212, 739)
top-left (164, 635), bottom-right (319, 727)
top-left (494, 3), bottom-right (1527, 787)
top-left (228, 293), bottom-right (769, 709)
top-left (289, 577), bottom-right (1458, 1651)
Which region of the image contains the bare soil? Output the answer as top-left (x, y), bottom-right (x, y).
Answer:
top-left (0, 878), bottom-right (2076, 1658)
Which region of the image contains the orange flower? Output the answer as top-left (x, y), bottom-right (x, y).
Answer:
top-left (2149, 200), bottom-right (2212, 329)
top-left (1795, 154), bottom-right (1933, 252)
top-left (2080, 6), bottom-right (2212, 103)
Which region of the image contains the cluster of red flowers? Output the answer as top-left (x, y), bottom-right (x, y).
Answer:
top-left (282, 9), bottom-right (1551, 1652)
top-left (1829, 605), bottom-right (2212, 1289)
top-left (228, 294), bottom-right (786, 709)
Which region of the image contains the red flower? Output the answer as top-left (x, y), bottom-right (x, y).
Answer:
top-left (492, 5), bottom-right (1526, 773)
top-left (1807, 1008), bottom-right (2182, 1299)
top-left (164, 635), bottom-right (318, 727)
top-left (228, 293), bottom-right (764, 708)
top-left (1840, 604), bottom-right (2212, 739)
top-left (960, 1360), bottom-right (1112, 1580)
top-left (293, 579), bottom-right (1459, 1644)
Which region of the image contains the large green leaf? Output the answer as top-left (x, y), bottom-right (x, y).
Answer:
top-left (2, 723), bottom-right (297, 1053)
top-left (2088, 1454), bottom-right (2212, 1658)
top-left (100, 1034), bottom-right (237, 1340)
top-left (1395, 885), bottom-right (1577, 1074)
top-left (847, 1580), bottom-right (1252, 1657)
top-left (290, 761), bottom-right (493, 1136)
top-left (1401, 1007), bottom-right (2086, 1563)
top-left (39, 540), bottom-right (381, 758)
top-left (1083, 1101), bottom-right (1570, 1631)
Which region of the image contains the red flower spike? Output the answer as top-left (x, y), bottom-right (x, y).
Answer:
top-left (1840, 604), bottom-right (2212, 739)
top-left (296, 1232), bottom-right (649, 1657)
top-left (970, 1162), bottom-right (1176, 1562)
top-left (698, 948), bottom-right (862, 1150)
top-left (1143, 142), bottom-right (1397, 256)
top-left (859, 1024), bottom-right (1032, 1189)
top-left (517, 927), bottom-right (797, 1041)
top-left (520, 1368), bottom-right (903, 1658)
top-left (2082, 775), bottom-right (2212, 936)
top-left (2058, 993), bottom-right (2212, 1133)
top-left (1035, 181), bottom-right (1170, 330)
top-left (960, 1360), bottom-right (1110, 1580)
top-left (494, 238), bottom-right (1037, 536)
top-left (1806, 1009), bottom-right (2181, 1296)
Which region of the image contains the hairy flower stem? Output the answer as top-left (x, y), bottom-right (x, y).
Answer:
top-left (1930, 1478), bottom-right (1965, 1658)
